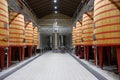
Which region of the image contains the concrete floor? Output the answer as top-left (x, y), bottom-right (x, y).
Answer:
top-left (4, 52), bottom-right (99, 80)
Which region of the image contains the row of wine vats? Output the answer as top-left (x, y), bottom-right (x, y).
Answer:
top-left (72, 0), bottom-right (120, 77)
top-left (0, 0), bottom-right (38, 70)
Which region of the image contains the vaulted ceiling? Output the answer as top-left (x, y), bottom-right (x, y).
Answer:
top-left (24, 0), bottom-right (82, 18)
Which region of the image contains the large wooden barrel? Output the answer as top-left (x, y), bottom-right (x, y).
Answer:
top-left (33, 27), bottom-right (38, 46)
top-left (72, 26), bottom-right (77, 45)
top-left (82, 12), bottom-right (93, 46)
top-left (25, 21), bottom-right (34, 46)
top-left (94, 0), bottom-right (120, 46)
top-left (75, 21), bottom-right (83, 45)
top-left (9, 12), bottom-right (25, 46)
top-left (0, 0), bottom-right (9, 47)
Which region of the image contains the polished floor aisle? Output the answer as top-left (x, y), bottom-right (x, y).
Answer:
top-left (4, 52), bottom-right (98, 80)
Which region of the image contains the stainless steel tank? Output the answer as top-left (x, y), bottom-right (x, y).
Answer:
top-left (52, 33), bottom-right (59, 50)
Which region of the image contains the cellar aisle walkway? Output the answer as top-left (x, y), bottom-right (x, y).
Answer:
top-left (4, 52), bottom-right (98, 80)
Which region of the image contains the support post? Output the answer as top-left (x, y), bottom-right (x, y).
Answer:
top-left (8, 47), bottom-right (12, 67)
top-left (34, 46), bottom-right (37, 55)
top-left (77, 46), bottom-right (80, 57)
top-left (19, 47), bottom-right (22, 61)
top-left (86, 46), bottom-right (89, 60)
top-left (93, 47), bottom-right (97, 65)
top-left (79, 46), bottom-right (84, 59)
top-left (0, 48), bottom-right (5, 70)
top-left (76, 46), bottom-right (78, 56)
top-left (116, 47), bottom-right (120, 78)
top-left (21, 47), bottom-right (25, 60)
top-left (96, 47), bottom-right (98, 66)
top-left (84, 46), bottom-right (87, 60)
top-left (98, 46), bottom-right (103, 69)
top-left (106, 47), bottom-right (111, 65)
top-left (28, 46), bottom-right (32, 57)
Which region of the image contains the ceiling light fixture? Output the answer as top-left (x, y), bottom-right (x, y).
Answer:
top-left (54, 0), bottom-right (57, 3)
top-left (54, 6), bottom-right (57, 9)
top-left (55, 11), bottom-right (58, 14)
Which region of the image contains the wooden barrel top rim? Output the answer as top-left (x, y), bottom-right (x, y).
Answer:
top-left (109, 0), bottom-right (120, 10)
top-left (9, 13), bottom-right (20, 25)
top-left (25, 22), bottom-right (31, 28)
top-left (82, 22), bottom-right (93, 26)
top-left (10, 19), bottom-right (24, 23)
top-left (10, 14), bottom-right (23, 19)
top-left (85, 12), bottom-right (93, 20)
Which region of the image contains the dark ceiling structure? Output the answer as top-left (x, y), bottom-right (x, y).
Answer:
top-left (24, 0), bottom-right (82, 18)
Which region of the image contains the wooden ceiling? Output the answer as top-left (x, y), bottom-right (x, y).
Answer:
top-left (24, 0), bottom-right (82, 18)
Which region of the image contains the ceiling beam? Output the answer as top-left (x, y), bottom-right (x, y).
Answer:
top-left (58, 2), bottom-right (77, 9)
top-left (58, 5), bottom-right (75, 11)
top-left (33, 5), bottom-right (53, 11)
top-left (26, 0), bottom-right (49, 5)
top-left (61, 0), bottom-right (80, 5)
top-left (29, 1), bottom-right (52, 9)
top-left (36, 12), bottom-right (52, 18)
top-left (24, 0), bottom-right (80, 18)
top-left (34, 7), bottom-right (53, 13)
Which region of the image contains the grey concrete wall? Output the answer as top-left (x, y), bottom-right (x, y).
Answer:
top-left (38, 13), bottom-right (73, 35)
top-left (39, 34), bottom-right (49, 49)
top-left (64, 34), bottom-right (72, 49)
